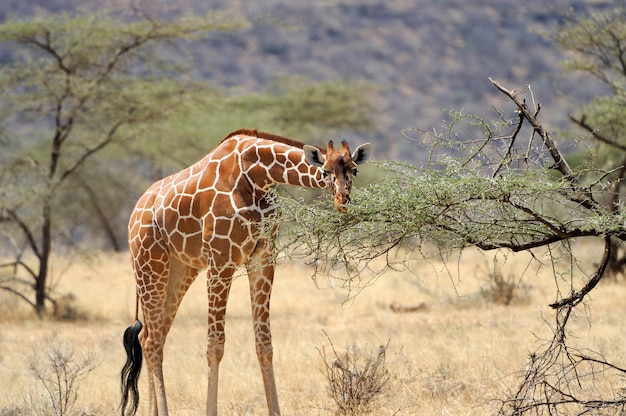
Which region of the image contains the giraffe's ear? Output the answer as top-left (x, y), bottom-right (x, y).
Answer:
top-left (303, 145), bottom-right (325, 167)
top-left (352, 143), bottom-right (371, 165)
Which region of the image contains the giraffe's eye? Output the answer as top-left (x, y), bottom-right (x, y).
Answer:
top-left (353, 169), bottom-right (358, 177)
top-left (322, 170), bottom-right (329, 178)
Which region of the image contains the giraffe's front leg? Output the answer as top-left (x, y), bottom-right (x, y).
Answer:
top-left (246, 242), bottom-right (281, 416)
top-left (206, 268), bottom-right (234, 416)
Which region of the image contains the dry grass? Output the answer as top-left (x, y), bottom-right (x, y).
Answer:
top-left (1, 240), bottom-right (625, 415)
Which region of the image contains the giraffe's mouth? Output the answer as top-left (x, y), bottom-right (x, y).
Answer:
top-left (334, 193), bottom-right (350, 212)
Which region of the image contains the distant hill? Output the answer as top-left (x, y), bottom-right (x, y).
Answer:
top-left (0, 0), bottom-right (616, 160)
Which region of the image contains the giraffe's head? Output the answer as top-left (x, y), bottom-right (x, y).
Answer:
top-left (303, 140), bottom-right (371, 212)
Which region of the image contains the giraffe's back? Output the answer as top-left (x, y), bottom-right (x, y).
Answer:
top-left (128, 135), bottom-right (275, 270)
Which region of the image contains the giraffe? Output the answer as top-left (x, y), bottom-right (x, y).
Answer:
top-left (120, 129), bottom-right (371, 416)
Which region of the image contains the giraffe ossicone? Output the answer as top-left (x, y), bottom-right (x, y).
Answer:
top-left (120, 129), bottom-right (371, 416)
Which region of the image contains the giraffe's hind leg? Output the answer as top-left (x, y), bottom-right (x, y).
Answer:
top-left (136, 254), bottom-right (199, 416)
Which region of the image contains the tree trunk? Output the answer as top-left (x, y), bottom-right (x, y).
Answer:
top-left (35, 203), bottom-right (53, 315)
top-left (81, 179), bottom-right (122, 251)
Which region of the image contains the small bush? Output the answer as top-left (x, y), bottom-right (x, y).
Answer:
top-left (25, 337), bottom-right (97, 416)
top-left (319, 333), bottom-right (391, 415)
top-left (479, 257), bottom-right (529, 305)
top-left (0, 405), bottom-right (30, 416)
top-left (424, 363), bottom-right (467, 398)
top-left (51, 293), bottom-right (89, 322)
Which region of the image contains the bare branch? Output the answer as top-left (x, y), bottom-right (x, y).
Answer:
top-left (549, 235), bottom-right (612, 309)
top-left (569, 113), bottom-right (626, 151)
top-left (490, 78), bottom-right (603, 213)
top-left (26, 26), bottom-right (73, 74)
top-left (5, 209), bottom-right (42, 260)
top-left (493, 111), bottom-right (525, 178)
top-left (0, 259), bottom-right (38, 281)
top-left (59, 115), bottom-right (129, 182)
top-left (0, 285), bottom-right (36, 308)
top-left (489, 78), bottom-right (575, 181)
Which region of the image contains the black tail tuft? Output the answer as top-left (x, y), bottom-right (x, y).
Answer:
top-left (120, 320), bottom-right (143, 416)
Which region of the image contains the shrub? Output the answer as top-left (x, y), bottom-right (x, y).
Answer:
top-left (25, 337), bottom-right (97, 416)
top-left (319, 333), bottom-right (391, 415)
top-left (479, 255), bottom-right (529, 305)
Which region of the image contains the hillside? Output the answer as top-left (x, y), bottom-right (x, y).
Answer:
top-left (0, 0), bottom-right (616, 160)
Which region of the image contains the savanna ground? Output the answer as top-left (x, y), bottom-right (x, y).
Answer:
top-left (1, 238), bottom-right (625, 415)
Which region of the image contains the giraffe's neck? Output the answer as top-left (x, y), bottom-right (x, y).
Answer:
top-left (234, 136), bottom-right (327, 192)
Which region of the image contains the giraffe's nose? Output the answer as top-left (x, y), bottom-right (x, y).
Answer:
top-left (334, 192), bottom-right (350, 212)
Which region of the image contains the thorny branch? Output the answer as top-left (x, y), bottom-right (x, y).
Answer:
top-left (549, 235), bottom-right (612, 309)
top-left (493, 111), bottom-right (525, 178)
top-left (490, 78), bottom-right (575, 181)
top-left (569, 114), bottom-right (626, 152)
top-left (499, 299), bottom-right (626, 415)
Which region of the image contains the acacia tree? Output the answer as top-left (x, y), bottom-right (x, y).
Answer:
top-left (269, 10), bottom-right (626, 413)
top-left (0, 10), bottom-right (232, 315)
top-left (272, 78), bottom-right (626, 414)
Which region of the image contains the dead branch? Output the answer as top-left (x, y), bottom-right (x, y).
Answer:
top-left (500, 304), bottom-right (626, 415)
top-left (493, 111), bottom-right (525, 178)
top-left (549, 235), bottom-right (612, 309)
top-left (490, 78), bottom-right (576, 182)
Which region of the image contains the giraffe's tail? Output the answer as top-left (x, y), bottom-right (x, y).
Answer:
top-left (120, 320), bottom-right (143, 416)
